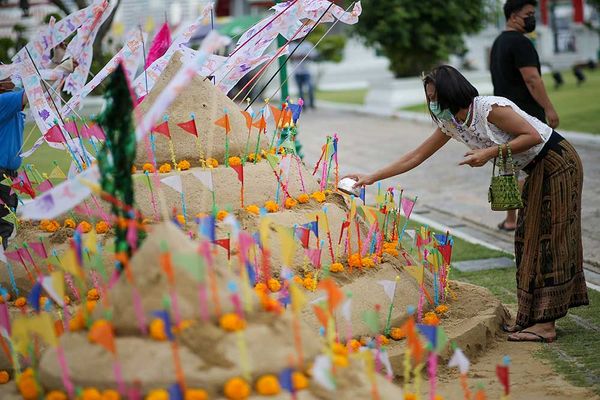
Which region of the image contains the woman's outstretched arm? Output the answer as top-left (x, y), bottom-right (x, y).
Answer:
top-left (345, 128), bottom-right (450, 187)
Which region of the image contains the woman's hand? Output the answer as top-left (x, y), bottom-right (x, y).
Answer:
top-left (343, 173), bottom-right (377, 188)
top-left (459, 148), bottom-right (495, 167)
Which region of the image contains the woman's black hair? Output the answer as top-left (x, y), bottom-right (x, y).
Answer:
top-left (422, 65), bottom-right (479, 123)
top-left (503, 0), bottom-right (538, 21)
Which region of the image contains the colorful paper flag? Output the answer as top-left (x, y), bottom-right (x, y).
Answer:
top-left (377, 279), bottom-right (397, 302)
top-left (152, 120), bottom-right (171, 139)
top-left (177, 119), bottom-right (198, 137)
top-left (214, 114), bottom-right (231, 134)
top-left (146, 22), bottom-right (172, 68)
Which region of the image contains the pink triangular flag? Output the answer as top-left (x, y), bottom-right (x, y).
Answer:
top-left (146, 22), bottom-right (171, 68)
top-left (36, 179), bottom-right (53, 193)
top-left (305, 248), bottom-right (322, 268)
top-left (64, 120), bottom-right (79, 137)
top-left (28, 242), bottom-right (47, 259)
top-left (401, 197), bottom-right (416, 219)
top-left (17, 248), bottom-right (35, 265)
top-left (44, 125), bottom-right (66, 143)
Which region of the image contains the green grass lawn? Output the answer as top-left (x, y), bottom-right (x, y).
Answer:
top-left (451, 266), bottom-right (600, 394)
top-left (315, 88), bottom-right (368, 105)
top-left (400, 69), bottom-right (600, 134)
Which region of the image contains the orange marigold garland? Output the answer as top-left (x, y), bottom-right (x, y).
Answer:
top-left (219, 313), bottom-right (246, 332)
top-left (297, 193), bottom-right (310, 204)
top-left (184, 389), bottom-right (208, 400)
top-left (177, 160), bottom-right (191, 171)
top-left (228, 156), bottom-right (242, 166)
top-left (63, 218), bottom-right (76, 228)
top-left (284, 198), bottom-right (298, 209)
top-left (255, 375), bottom-right (281, 395)
top-left (205, 158), bottom-right (219, 168)
top-left (311, 191), bottom-right (326, 203)
top-left (267, 278), bottom-right (281, 292)
top-left (245, 205), bottom-right (260, 215)
top-left (216, 210), bottom-right (228, 221)
top-left (224, 377), bottom-right (251, 400)
top-left (142, 163), bottom-right (155, 173)
top-left (264, 200), bottom-right (279, 213)
top-left (78, 221), bottom-right (92, 233)
top-left (158, 163), bottom-right (172, 173)
top-left (422, 311), bottom-right (440, 326)
top-left (330, 262), bottom-right (344, 273)
top-left (95, 220), bottom-right (110, 234)
top-left (149, 318), bottom-right (168, 341)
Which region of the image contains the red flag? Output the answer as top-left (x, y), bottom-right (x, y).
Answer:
top-left (252, 115), bottom-right (267, 132)
top-left (295, 227), bottom-right (310, 249)
top-left (338, 220), bottom-right (350, 245)
top-left (44, 125), bottom-right (65, 143)
top-left (231, 164), bottom-right (243, 184)
top-left (152, 120), bottom-right (171, 139)
top-left (146, 22), bottom-right (171, 68)
top-left (240, 110), bottom-right (253, 131)
top-left (12, 179), bottom-right (35, 198)
top-left (214, 114), bottom-right (231, 134)
top-left (177, 119), bottom-right (198, 137)
top-left (214, 238), bottom-right (231, 260)
top-left (438, 244), bottom-right (452, 265)
top-left (496, 365), bottom-right (510, 395)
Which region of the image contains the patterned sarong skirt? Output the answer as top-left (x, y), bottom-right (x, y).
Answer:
top-left (514, 133), bottom-right (589, 327)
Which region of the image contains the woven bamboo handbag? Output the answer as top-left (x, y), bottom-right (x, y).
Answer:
top-left (488, 144), bottom-right (523, 211)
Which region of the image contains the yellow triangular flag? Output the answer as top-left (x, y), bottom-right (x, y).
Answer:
top-left (27, 313), bottom-right (58, 348)
top-left (51, 271), bottom-right (65, 299)
top-left (49, 165), bottom-right (66, 179)
top-left (404, 265), bottom-right (424, 285)
top-left (11, 317), bottom-right (30, 355)
top-left (59, 248), bottom-right (83, 278)
top-left (349, 199), bottom-right (357, 221)
top-left (84, 229), bottom-right (97, 253)
top-left (290, 283), bottom-right (306, 313)
top-left (144, 16), bottom-right (155, 32)
top-left (276, 225), bottom-right (295, 266)
top-left (259, 218), bottom-right (271, 250)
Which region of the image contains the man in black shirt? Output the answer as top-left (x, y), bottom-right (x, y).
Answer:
top-left (490, 0), bottom-right (559, 231)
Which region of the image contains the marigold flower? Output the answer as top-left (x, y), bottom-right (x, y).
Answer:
top-left (390, 327), bottom-right (405, 340)
top-left (63, 218), bottom-right (76, 228)
top-left (310, 191), bottom-right (326, 203)
top-left (142, 163), bottom-right (155, 173)
top-left (435, 304), bottom-right (449, 315)
top-left (293, 276), bottom-right (303, 285)
top-left (45, 390), bottom-right (67, 400)
top-left (347, 339), bottom-right (361, 352)
top-left (245, 205), bottom-right (260, 215)
top-left (332, 342), bottom-right (348, 356)
top-left (361, 257), bottom-right (375, 269)
top-left (332, 354), bottom-right (349, 367)
top-left (284, 198), bottom-right (298, 209)
top-left (0, 370), bottom-right (9, 384)
top-left (260, 296), bottom-right (283, 314)
top-left (86, 300), bottom-right (97, 313)
top-left (422, 311), bottom-right (440, 326)
top-left (149, 318), bottom-right (168, 341)
top-left (205, 158), bottom-right (219, 168)
top-left (17, 374), bottom-right (38, 400)
top-left (216, 210), bottom-right (228, 221)
top-left (176, 214), bottom-right (186, 226)
top-left (80, 388), bottom-right (102, 400)
top-left (383, 247), bottom-right (399, 257)
top-left (256, 374), bottom-right (280, 395)
top-left (378, 335), bottom-right (390, 345)
top-left (359, 336), bottom-right (371, 346)
top-left (40, 219), bottom-right (51, 228)
top-left (158, 163), bottom-right (172, 173)
top-left (14, 297), bottom-right (26, 308)
top-left (254, 282), bottom-right (268, 294)
top-left (224, 377), bottom-right (250, 400)
top-left (267, 278), bottom-right (281, 292)
top-left (63, 296), bottom-right (71, 306)
top-left (44, 220), bottom-right (61, 232)
top-left (297, 193), bottom-right (310, 204)
top-left (146, 389), bottom-right (169, 400)
top-left (78, 221), bottom-right (92, 233)
top-left (95, 220), bottom-right (110, 234)
top-left (404, 394), bottom-right (417, 400)
top-left (69, 311), bottom-right (85, 332)
top-left (292, 372), bottom-right (309, 390)
top-left (131, 165), bottom-right (137, 174)
top-left (302, 277), bottom-right (316, 291)
top-left (228, 156), bottom-right (242, 166)
top-left (330, 263), bottom-right (344, 273)
top-left (264, 200), bottom-right (279, 213)
top-left (0, 293), bottom-right (10, 303)
top-left (348, 253), bottom-right (362, 268)
top-left (184, 389), bottom-right (208, 400)
top-left (87, 288), bottom-right (100, 301)
top-left (177, 160), bottom-right (191, 171)
top-left (219, 313), bottom-right (246, 332)
top-left (101, 389), bottom-right (120, 400)
top-left (246, 153), bottom-right (261, 162)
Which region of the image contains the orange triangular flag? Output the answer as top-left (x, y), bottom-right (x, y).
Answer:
top-left (252, 115), bottom-right (267, 132)
top-left (214, 114), bottom-right (231, 134)
top-left (312, 305), bottom-right (329, 328)
top-left (240, 110), bottom-right (253, 131)
top-left (89, 321), bottom-right (116, 354)
top-left (269, 104), bottom-right (284, 128)
top-left (317, 278), bottom-right (345, 314)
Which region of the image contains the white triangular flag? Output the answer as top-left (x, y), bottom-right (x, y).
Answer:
top-left (310, 295), bottom-right (327, 305)
top-left (377, 279), bottom-right (397, 302)
top-left (407, 229), bottom-right (416, 240)
top-left (191, 170), bottom-right (213, 191)
top-left (312, 354), bottom-right (336, 391)
top-left (40, 275), bottom-right (65, 307)
top-left (448, 347), bottom-right (470, 374)
top-left (160, 175), bottom-right (183, 193)
top-left (341, 298), bottom-right (352, 322)
top-left (374, 348), bottom-right (393, 379)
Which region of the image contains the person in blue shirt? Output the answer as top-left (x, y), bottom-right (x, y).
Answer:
top-left (0, 78), bottom-right (27, 249)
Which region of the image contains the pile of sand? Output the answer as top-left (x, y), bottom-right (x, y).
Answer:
top-left (136, 53), bottom-right (267, 167)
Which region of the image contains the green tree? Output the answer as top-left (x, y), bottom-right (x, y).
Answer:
top-left (307, 25), bottom-right (347, 63)
top-left (353, 0), bottom-right (489, 77)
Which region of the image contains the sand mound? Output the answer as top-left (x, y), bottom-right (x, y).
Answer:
top-left (133, 159), bottom-right (319, 217)
top-left (136, 52), bottom-right (266, 166)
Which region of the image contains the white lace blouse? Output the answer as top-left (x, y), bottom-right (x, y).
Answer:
top-left (437, 96), bottom-right (553, 170)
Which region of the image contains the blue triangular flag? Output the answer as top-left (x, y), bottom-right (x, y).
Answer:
top-left (303, 221), bottom-right (318, 238)
top-left (417, 324), bottom-right (437, 349)
top-left (288, 103), bottom-right (302, 123)
top-left (279, 367), bottom-right (295, 393)
top-left (359, 187), bottom-right (366, 204)
top-left (28, 281), bottom-right (43, 312)
top-left (199, 215), bottom-right (216, 242)
top-left (168, 383), bottom-right (183, 400)
top-left (152, 310), bottom-right (174, 341)
top-left (245, 261), bottom-right (256, 286)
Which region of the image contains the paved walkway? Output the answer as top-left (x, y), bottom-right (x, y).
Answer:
top-left (299, 107), bottom-right (600, 271)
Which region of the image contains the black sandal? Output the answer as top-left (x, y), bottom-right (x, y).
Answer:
top-left (497, 220), bottom-right (516, 232)
top-left (507, 330), bottom-right (556, 343)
